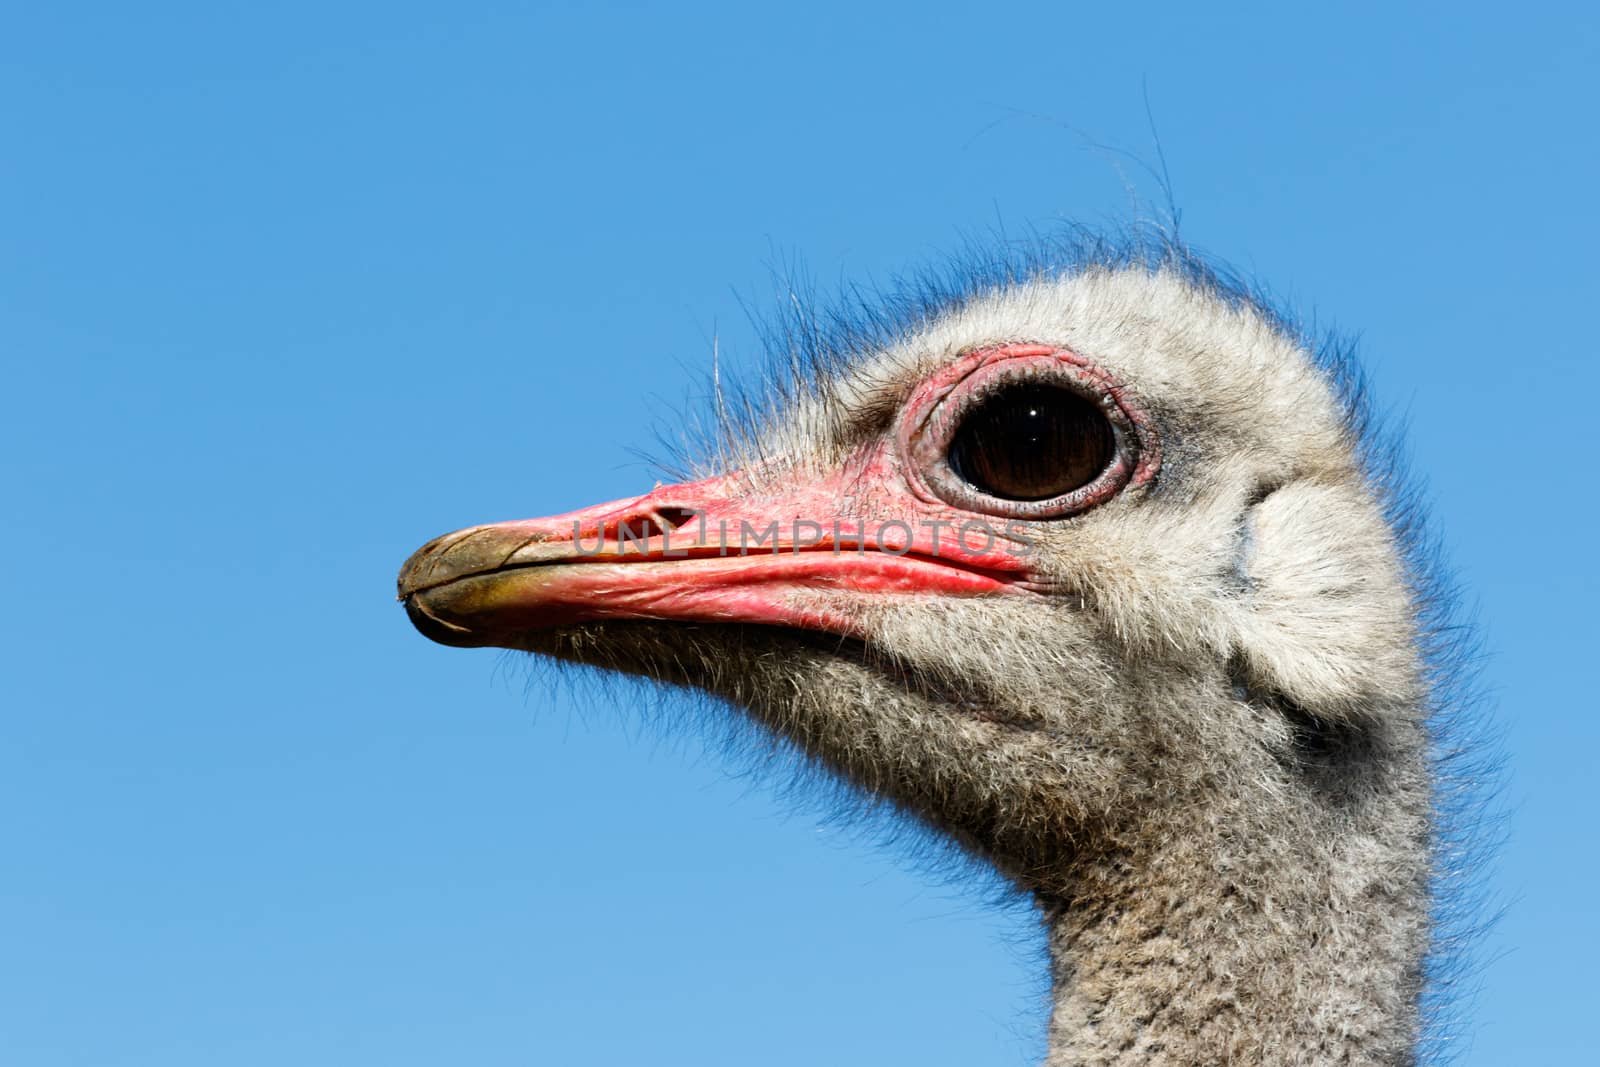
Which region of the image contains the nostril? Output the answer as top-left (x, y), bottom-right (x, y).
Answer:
top-left (607, 507), bottom-right (699, 542)
top-left (654, 506), bottom-right (699, 531)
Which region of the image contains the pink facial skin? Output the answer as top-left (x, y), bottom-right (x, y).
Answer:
top-left (397, 346), bottom-right (1158, 648)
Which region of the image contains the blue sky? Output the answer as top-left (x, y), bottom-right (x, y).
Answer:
top-left (3, 3), bottom-right (1595, 1064)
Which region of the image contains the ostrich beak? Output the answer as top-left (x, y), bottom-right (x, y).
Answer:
top-left (397, 467), bottom-right (1033, 649)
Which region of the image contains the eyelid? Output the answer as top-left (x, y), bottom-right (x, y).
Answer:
top-left (895, 346), bottom-right (1160, 520)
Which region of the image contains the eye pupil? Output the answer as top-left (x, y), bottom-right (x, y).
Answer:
top-left (946, 384), bottom-right (1115, 501)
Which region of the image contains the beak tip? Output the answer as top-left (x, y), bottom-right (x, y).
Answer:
top-left (403, 593), bottom-right (493, 648)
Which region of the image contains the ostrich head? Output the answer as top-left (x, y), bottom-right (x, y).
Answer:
top-left (399, 240), bottom-right (1454, 1064)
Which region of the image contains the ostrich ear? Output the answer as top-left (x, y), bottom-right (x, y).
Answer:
top-left (1230, 481), bottom-right (1421, 720)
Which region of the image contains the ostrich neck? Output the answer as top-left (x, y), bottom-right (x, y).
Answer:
top-left (1035, 720), bottom-right (1432, 1066)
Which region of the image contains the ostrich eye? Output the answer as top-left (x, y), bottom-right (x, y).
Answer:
top-left (946, 384), bottom-right (1115, 501)
top-left (903, 348), bottom-right (1151, 520)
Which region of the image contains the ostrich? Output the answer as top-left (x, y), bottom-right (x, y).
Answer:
top-left (397, 232), bottom-right (1479, 1065)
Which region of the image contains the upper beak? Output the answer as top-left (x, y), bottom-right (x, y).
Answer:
top-left (397, 467), bottom-right (1032, 650)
